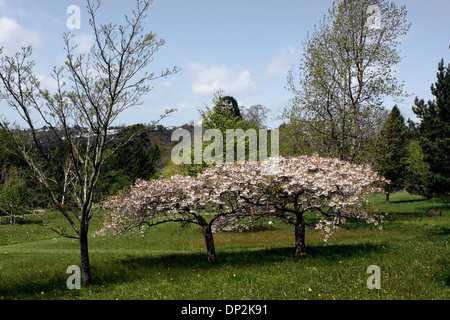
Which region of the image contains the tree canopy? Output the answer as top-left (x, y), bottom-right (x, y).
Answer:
top-left (98, 155), bottom-right (386, 261)
top-left (284, 0), bottom-right (410, 163)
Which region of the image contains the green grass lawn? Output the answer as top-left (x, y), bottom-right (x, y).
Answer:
top-left (0, 192), bottom-right (448, 300)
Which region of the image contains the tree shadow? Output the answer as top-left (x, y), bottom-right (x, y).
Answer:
top-left (383, 202), bottom-right (449, 218)
top-left (429, 227), bottom-right (450, 236)
top-left (91, 242), bottom-right (384, 286)
top-left (0, 274), bottom-right (72, 300)
top-left (388, 198), bottom-right (426, 204)
top-left (0, 242), bottom-right (383, 299)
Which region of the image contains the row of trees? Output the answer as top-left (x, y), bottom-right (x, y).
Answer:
top-left (0, 124), bottom-right (162, 217)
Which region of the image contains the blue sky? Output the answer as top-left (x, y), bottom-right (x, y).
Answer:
top-left (0, 0), bottom-right (449, 128)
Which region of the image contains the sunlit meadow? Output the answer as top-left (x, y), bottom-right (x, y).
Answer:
top-left (0, 192), bottom-right (448, 300)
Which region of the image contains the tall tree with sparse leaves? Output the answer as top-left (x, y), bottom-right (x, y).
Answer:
top-left (285, 0), bottom-right (410, 163)
top-left (0, 0), bottom-right (178, 286)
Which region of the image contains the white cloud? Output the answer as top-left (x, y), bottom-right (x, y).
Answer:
top-left (155, 80), bottom-right (173, 94)
top-left (71, 33), bottom-right (95, 54)
top-left (188, 61), bottom-right (257, 96)
top-left (264, 46), bottom-right (302, 78)
top-left (0, 16), bottom-right (42, 55)
top-left (37, 74), bottom-right (58, 92)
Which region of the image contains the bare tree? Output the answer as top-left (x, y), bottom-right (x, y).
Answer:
top-left (0, 0), bottom-right (179, 286)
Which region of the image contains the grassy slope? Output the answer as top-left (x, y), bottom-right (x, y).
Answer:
top-left (0, 192), bottom-right (448, 300)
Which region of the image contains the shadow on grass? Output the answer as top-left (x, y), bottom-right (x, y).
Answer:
top-left (383, 202), bottom-right (450, 219)
top-left (90, 243), bottom-right (384, 286)
top-left (0, 242), bottom-right (383, 299)
top-left (115, 242), bottom-right (383, 267)
top-left (387, 198), bottom-right (426, 204)
top-left (429, 227), bottom-right (450, 236)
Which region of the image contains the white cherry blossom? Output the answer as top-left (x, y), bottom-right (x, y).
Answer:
top-left (96, 155), bottom-right (388, 259)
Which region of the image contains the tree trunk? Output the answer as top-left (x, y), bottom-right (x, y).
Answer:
top-left (202, 224), bottom-right (217, 264)
top-left (385, 192), bottom-right (390, 203)
top-left (333, 215), bottom-right (341, 229)
top-left (80, 222), bottom-right (92, 287)
top-left (294, 218), bottom-right (306, 257)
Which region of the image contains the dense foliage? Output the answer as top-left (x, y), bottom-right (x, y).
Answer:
top-left (372, 106), bottom-right (408, 202)
top-left (411, 58), bottom-right (450, 199)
